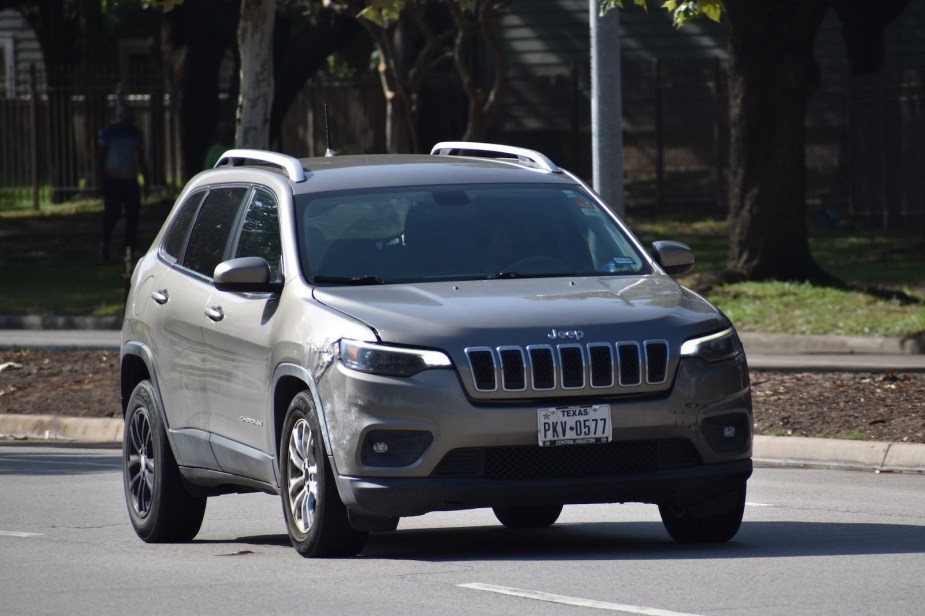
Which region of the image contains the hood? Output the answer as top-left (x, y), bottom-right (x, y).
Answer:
top-left (312, 275), bottom-right (727, 351)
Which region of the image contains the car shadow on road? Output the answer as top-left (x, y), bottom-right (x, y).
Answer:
top-left (218, 520), bottom-right (925, 561)
top-left (0, 450), bottom-right (121, 475)
top-left (355, 520), bottom-right (925, 561)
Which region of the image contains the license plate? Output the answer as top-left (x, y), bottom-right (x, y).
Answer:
top-left (537, 405), bottom-right (612, 447)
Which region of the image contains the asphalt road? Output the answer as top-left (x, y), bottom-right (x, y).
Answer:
top-left (2, 443), bottom-right (925, 616)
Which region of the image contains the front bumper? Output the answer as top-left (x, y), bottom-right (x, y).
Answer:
top-left (335, 458), bottom-right (752, 518)
top-left (320, 353), bottom-right (752, 479)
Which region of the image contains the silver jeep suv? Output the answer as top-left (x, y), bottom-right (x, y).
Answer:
top-left (120, 142), bottom-right (752, 557)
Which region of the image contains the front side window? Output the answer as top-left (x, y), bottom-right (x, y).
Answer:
top-left (233, 188), bottom-right (282, 280)
top-left (183, 186), bottom-right (248, 277)
top-left (295, 184), bottom-right (650, 284)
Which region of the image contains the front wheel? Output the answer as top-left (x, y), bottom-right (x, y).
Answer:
top-left (493, 504), bottom-right (563, 529)
top-left (279, 391), bottom-right (367, 557)
top-left (122, 380), bottom-right (206, 542)
top-left (659, 481), bottom-right (746, 543)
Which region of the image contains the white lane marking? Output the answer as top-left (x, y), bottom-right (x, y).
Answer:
top-left (458, 583), bottom-right (704, 616)
top-left (0, 530), bottom-right (43, 538)
top-left (746, 502), bottom-right (773, 507)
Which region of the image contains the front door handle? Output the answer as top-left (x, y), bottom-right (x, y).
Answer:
top-left (151, 289), bottom-right (169, 305)
top-left (205, 306), bottom-right (224, 322)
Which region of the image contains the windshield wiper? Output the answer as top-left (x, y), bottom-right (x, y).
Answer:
top-left (486, 271), bottom-right (576, 280)
top-left (486, 271), bottom-right (523, 279)
top-left (312, 275), bottom-right (385, 285)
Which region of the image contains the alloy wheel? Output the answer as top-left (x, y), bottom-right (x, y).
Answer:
top-left (126, 407), bottom-right (155, 517)
top-left (287, 418), bottom-right (319, 534)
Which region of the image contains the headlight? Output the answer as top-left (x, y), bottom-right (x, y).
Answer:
top-left (680, 327), bottom-right (741, 363)
top-left (339, 339), bottom-right (452, 376)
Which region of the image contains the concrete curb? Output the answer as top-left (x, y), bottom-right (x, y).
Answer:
top-left (754, 435), bottom-right (925, 473)
top-left (0, 414), bottom-right (123, 444)
top-left (0, 315), bottom-right (122, 330)
top-left (740, 332), bottom-right (925, 355)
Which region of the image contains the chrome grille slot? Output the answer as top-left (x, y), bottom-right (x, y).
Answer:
top-left (588, 343), bottom-right (614, 388)
top-left (645, 340), bottom-right (669, 384)
top-left (499, 347), bottom-right (526, 390)
top-left (465, 340), bottom-right (672, 396)
top-left (558, 345), bottom-right (584, 389)
top-left (466, 348), bottom-right (496, 391)
top-left (618, 342), bottom-right (641, 386)
top-left (528, 346), bottom-right (556, 390)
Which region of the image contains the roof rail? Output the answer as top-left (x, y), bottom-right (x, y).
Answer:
top-left (214, 149), bottom-right (306, 183)
top-left (430, 141), bottom-right (561, 173)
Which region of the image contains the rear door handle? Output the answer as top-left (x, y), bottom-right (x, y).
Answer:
top-left (151, 290), bottom-right (169, 305)
top-left (205, 306), bottom-right (224, 322)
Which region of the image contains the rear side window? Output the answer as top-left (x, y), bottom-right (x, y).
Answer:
top-left (183, 186), bottom-right (248, 277)
top-left (161, 190), bottom-right (205, 262)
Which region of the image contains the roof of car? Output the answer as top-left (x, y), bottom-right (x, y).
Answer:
top-left (302, 155), bottom-right (577, 193)
top-left (213, 151), bottom-right (581, 194)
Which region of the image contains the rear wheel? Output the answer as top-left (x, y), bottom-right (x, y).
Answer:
top-left (659, 481), bottom-right (746, 543)
top-left (493, 504), bottom-right (563, 529)
top-left (122, 380), bottom-right (206, 542)
top-left (280, 391), bottom-right (367, 557)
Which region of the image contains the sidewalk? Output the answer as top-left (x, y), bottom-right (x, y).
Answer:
top-left (1, 325), bottom-right (924, 473)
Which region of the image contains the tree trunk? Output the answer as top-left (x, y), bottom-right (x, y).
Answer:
top-left (449, 1), bottom-right (509, 142)
top-left (364, 19), bottom-right (419, 154)
top-left (236, 0), bottom-right (276, 149)
top-left (724, 0), bottom-right (833, 282)
top-left (163, 0), bottom-right (236, 181)
top-left (269, 9), bottom-right (360, 150)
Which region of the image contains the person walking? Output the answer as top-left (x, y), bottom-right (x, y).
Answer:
top-left (97, 105), bottom-right (148, 262)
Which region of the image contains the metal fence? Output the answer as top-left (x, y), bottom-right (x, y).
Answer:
top-left (2, 60), bottom-right (923, 232)
top-left (0, 65), bottom-right (175, 208)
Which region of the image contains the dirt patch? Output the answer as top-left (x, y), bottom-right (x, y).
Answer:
top-left (751, 370), bottom-right (925, 443)
top-left (1, 349), bottom-right (923, 443)
top-left (0, 350), bottom-right (121, 418)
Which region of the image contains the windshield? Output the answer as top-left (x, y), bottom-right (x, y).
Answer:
top-left (295, 183), bottom-right (651, 284)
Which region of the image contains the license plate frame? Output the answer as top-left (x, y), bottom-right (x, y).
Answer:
top-left (537, 404), bottom-right (612, 447)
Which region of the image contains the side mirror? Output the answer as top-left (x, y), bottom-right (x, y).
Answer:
top-left (213, 256), bottom-right (283, 293)
top-left (651, 241), bottom-right (695, 276)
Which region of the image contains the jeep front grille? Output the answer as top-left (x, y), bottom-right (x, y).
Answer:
top-left (464, 340), bottom-right (670, 394)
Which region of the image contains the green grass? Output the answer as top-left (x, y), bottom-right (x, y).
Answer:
top-left (708, 281), bottom-right (925, 337)
top-left (0, 197), bottom-right (169, 317)
top-left (832, 428), bottom-right (867, 441)
top-left (0, 262), bottom-right (127, 317)
top-left (632, 216), bottom-right (925, 337)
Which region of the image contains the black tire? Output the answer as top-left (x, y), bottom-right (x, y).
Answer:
top-left (659, 481), bottom-right (746, 543)
top-left (279, 391), bottom-right (368, 557)
top-left (122, 380), bottom-right (206, 542)
top-left (493, 504), bottom-right (563, 529)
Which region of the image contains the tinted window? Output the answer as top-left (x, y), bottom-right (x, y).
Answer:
top-left (162, 190), bottom-right (205, 262)
top-left (183, 186), bottom-right (248, 277)
top-left (234, 188), bottom-right (282, 280)
top-left (295, 184), bottom-right (650, 284)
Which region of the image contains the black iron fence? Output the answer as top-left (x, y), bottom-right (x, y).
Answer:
top-left (1, 60), bottom-right (923, 232)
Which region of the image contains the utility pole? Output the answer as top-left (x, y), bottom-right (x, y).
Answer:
top-left (590, 3), bottom-right (624, 216)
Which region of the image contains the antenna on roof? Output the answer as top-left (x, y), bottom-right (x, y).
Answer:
top-left (324, 104), bottom-right (337, 157)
